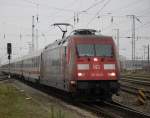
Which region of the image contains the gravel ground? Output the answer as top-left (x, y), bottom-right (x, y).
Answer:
top-left (11, 79), bottom-right (99, 118)
top-left (113, 85), bottom-right (150, 114)
top-left (115, 76), bottom-right (150, 115)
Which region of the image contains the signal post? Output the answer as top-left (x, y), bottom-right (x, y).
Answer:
top-left (7, 43), bottom-right (12, 78)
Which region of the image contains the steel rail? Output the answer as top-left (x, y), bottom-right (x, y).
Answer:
top-left (120, 78), bottom-right (150, 86)
top-left (78, 101), bottom-right (150, 118)
top-left (120, 84), bottom-right (150, 100)
top-left (101, 101), bottom-right (150, 118)
top-left (77, 103), bottom-right (122, 118)
top-left (121, 75), bottom-right (150, 81)
top-left (121, 74), bottom-right (150, 78)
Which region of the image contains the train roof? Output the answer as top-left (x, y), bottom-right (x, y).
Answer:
top-left (20, 49), bottom-right (43, 60)
top-left (69, 28), bottom-right (112, 38)
top-left (70, 29), bottom-right (97, 35)
top-left (1, 50), bottom-right (43, 65)
top-left (44, 29), bottom-right (113, 50)
top-left (69, 34), bottom-right (112, 39)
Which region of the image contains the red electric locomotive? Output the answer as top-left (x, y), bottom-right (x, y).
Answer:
top-left (0, 28), bottom-right (120, 101)
top-left (41, 29), bottom-right (120, 101)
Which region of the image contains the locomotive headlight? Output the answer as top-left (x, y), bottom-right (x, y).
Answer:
top-left (108, 72), bottom-right (116, 77)
top-left (78, 72), bottom-right (83, 77)
top-left (93, 58), bottom-right (98, 62)
top-left (70, 80), bottom-right (76, 84)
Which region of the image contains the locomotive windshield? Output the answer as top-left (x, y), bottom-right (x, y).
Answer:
top-left (95, 44), bottom-right (112, 56)
top-left (77, 44), bottom-right (113, 57)
top-left (77, 44), bottom-right (94, 56)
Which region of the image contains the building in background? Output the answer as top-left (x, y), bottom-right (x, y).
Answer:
top-left (120, 59), bottom-right (149, 71)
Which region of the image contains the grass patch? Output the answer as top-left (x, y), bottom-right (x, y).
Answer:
top-left (49, 106), bottom-right (65, 118)
top-left (0, 83), bottom-right (68, 118)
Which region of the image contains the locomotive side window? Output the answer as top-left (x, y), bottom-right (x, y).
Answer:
top-left (95, 44), bottom-right (113, 57)
top-left (66, 47), bottom-right (70, 64)
top-left (70, 47), bottom-right (75, 65)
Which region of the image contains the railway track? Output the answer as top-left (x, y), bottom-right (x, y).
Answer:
top-left (121, 75), bottom-right (150, 81)
top-left (120, 76), bottom-right (150, 98)
top-left (120, 75), bottom-right (150, 98)
top-left (120, 84), bottom-right (150, 100)
top-left (0, 73), bottom-right (9, 81)
top-left (120, 75), bottom-right (150, 99)
top-left (121, 74), bottom-right (150, 78)
top-left (120, 77), bottom-right (150, 86)
top-left (78, 101), bottom-right (150, 118)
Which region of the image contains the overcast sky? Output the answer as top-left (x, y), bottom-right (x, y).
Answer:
top-left (0, 0), bottom-right (150, 63)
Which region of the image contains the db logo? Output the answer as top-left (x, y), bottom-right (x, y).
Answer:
top-left (93, 64), bottom-right (100, 69)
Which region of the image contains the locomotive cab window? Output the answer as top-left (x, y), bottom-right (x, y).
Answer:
top-left (77, 44), bottom-right (113, 57)
top-left (95, 44), bottom-right (113, 57)
top-left (77, 44), bottom-right (95, 56)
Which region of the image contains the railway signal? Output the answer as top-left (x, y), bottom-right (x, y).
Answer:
top-left (7, 43), bottom-right (12, 55)
top-left (7, 43), bottom-right (12, 78)
top-left (8, 55), bottom-right (11, 60)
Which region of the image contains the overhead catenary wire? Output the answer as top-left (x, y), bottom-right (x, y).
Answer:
top-left (64, 0), bottom-right (108, 23)
top-left (21, 0), bottom-right (75, 12)
top-left (101, 13), bottom-right (149, 34)
top-left (48, 0), bottom-right (78, 25)
top-left (81, 0), bottom-right (106, 12)
top-left (106, 0), bottom-right (144, 15)
top-left (13, 0), bottom-right (150, 30)
top-left (117, 21), bottom-right (150, 36)
top-left (86, 0), bottom-right (111, 26)
top-left (74, 0), bottom-right (106, 26)
top-left (78, 0), bottom-right (149, 29)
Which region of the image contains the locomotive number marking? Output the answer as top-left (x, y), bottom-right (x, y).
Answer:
top-left (93, 64), bottom-right (101, 69)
